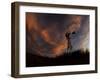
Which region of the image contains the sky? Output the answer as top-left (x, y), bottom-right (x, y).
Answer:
top-left (26, 12), bottom-right (89, 58)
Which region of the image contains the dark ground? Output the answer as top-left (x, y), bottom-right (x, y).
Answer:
top-left (26, 50), bottom-right (89, 67)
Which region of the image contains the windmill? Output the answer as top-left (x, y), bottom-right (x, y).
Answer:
top-left (65, 16), bottom-right (82, 52)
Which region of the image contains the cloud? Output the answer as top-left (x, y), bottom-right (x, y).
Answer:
top-left (26, 13), bottom-right (89, 58)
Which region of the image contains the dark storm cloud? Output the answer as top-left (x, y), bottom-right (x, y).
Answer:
top-left (26, 13), bottom-right (89, 58)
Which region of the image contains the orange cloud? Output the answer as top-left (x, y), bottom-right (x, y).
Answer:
top-left (26, 13), bottom-right (38, 31)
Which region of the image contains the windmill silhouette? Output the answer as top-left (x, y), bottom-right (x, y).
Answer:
top-left (65, 32), bottom-right (76, 52)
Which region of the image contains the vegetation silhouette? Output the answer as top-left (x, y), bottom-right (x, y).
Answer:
top-left (26, 49), bottom-right (89, 67)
